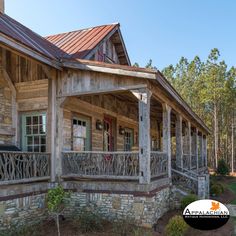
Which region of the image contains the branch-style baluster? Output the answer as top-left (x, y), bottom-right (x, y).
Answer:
top-left (150, 152), bottom-right (168, 178)
top-left (62, 151), bottom-right (140, 179)
top-left (0, 152), bottom-right (50, 183)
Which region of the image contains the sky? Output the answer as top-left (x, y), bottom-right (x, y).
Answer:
top-left (5, 0), bottom-right (236, 70)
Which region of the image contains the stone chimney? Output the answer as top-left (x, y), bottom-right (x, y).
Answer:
top-left (0, 0), bottom-right (4, 14)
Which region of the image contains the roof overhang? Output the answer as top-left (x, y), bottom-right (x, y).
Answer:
top-left (62, 59), bottom-right (210, 134)
top-left (62, 59), bottom-right (156, 79)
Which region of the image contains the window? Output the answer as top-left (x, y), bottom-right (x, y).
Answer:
top-left (72, 117), bottom-right (91, 151)
top-left (124, 128), bottom-right (134, 151)
top-left (22, 113), bottom-right (46, 152)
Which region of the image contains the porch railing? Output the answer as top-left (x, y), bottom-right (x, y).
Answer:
top-left (150, 151), bottom-right (168, 178)
top-left (0, 151), bottom-right (50, 185)
top-left (62, 151), bottom-right (168, 180)
top-left (62, 151), bottom-right (139, 180)
top-left (172, 168), bottom-right (198, 194)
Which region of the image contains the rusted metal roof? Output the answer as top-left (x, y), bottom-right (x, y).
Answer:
top-left (45, 24), bottom-right (119, 60)
top-left (0, 13), bottom-right (64, 60)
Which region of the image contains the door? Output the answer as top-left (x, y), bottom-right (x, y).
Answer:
top-left (72, 116), bottom-right (91, 151)
top-left (103, 117), bottom-right (114, 151)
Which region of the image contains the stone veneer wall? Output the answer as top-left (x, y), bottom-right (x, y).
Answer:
top-left (0, 187), bottom-right (170, 230)
top-left (64, 187), bottom-right (170, 227)
top-left (0, 194), bottom-right (47, 230)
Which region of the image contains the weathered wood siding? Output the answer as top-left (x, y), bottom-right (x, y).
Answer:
top-left (90, 38), bottom-right (120, 64)
top-left (62, 95), bottom-right (160, 152)
top-left (3, 47), bottom-right (50, 83)
top-left (0, 45), bottom-right (53, 147)
top-left (0, 70), bottom-right (13, 144)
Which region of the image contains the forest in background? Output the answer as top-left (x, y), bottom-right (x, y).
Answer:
top-left (134, 48), bottom-right (236, 171)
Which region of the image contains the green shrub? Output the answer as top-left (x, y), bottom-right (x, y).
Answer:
top-left (180, 194), bottom-right (198, 210)
top-left (75, 207), bottom-right (103, 233)
top-left (165, 215), bottom-right (188, 236)
top-left (217, 159), bottom-right (229, 176)
top-left (210, 183), bottom-right (224, 196)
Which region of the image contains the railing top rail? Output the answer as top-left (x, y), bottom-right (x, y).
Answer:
top-left (0, 151), bottom-right (51, 155)
top-left (151, 151), bottom-right (167, 154)
top-left (62, 151), bottom-right (139, 155)
top-left (172, 168), bottom-right (198, 181)
top-left (63, 151), bottom-right (167, 155)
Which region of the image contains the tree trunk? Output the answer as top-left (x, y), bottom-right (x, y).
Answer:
top-left (214, 104), bottom-right (219, 169)
top-left (232, 115), bottom-right (234, 173)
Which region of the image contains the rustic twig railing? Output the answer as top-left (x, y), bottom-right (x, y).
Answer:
top-left (62, 151), bottom-right (139, 180)
top-left (62, 151), bottom-right (168, 181)
top-left (190, 154), bottom-right (197, 169)
top-left (172, 168), bottom-right (198, 194)
top-left (183, 154), bottom-right (190, 169)
top-left (0, 151), bottom-right (50, 185)
top-left (150, 152), bottom-right (168, 178)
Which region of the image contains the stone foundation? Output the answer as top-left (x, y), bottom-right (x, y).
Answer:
top-left (64, 187), bottom-right (171, 227)
top-left (0, 186), bottom-right (171, 230)
top-left (0, 194), bottom-right (47, 230)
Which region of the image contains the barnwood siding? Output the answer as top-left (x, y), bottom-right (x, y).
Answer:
top-left (0, 45), bottom-right (55, 147)
top-left (16, 80), bottom-right (48, 111)
top-left (3, 47), bottom-right (50, 83)
top-left (92, 38), bottom-right (120, 64)
top-left (0, 70), bottom-right (13, 144)
top-left (62, 96), bottom-right (160, 152)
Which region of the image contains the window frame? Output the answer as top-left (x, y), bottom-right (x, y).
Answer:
top-left (72, 115), bottom-right (91, 151)
top-left (21, 111), bottom-right (47, 152)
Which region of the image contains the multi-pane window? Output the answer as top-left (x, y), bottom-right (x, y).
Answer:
top-left (22, 114), bottom-right (46, 152)
top-left (73, 117), bottom-right (90, 151)
top-left (124, 128), bottom-right (133, 151)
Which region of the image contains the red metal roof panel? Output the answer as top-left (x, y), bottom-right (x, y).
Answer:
top-left (45, 24), bottom-right (118, 60)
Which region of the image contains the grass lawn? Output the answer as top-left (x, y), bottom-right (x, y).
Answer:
top-left (228, 182), bottom-right (236, 204)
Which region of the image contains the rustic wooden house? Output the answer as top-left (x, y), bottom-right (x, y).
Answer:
top-left (0, 0), bottom-right (209, 228)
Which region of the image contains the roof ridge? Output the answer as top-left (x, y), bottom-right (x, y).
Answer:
top-left (45, 23), bottom-right (120, 38)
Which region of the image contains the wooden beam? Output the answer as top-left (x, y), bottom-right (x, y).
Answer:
top-left (138, 88), bottom-right (152, 184)
top-left (195, 128), bottom-right (199, 172)
top-left (59, 84), bottom-right (148, 98)
top-left (162, 103), bottom-right (172, 178)
top-left (48, 74), bottom-right (57, 182)
top-left (188, 121), bottom-right (192, 169)
top-left (176, 114), bottom-right (183, 169)
top-left (62, 60), bottom-right (156, 80)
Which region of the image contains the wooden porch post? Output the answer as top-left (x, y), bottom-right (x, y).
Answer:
top-left (175, 114), bottom-right (183, 169)
top-left (48, 75), bottom-right (57, 182)
top-left (55, 98), bottom-right (64, 180)
top-left (199, 133), bottom-right (203, 168)
top-left (162, 103), bottom-right (172, 178)
top-left (195, 128), bottom-right (199, 173)
top-left (138, 88), bottom-right (151, 184)
top-left (203, 135), bottom-right (207, 167)
top-left (187, 121), bottom-right (192, 169)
